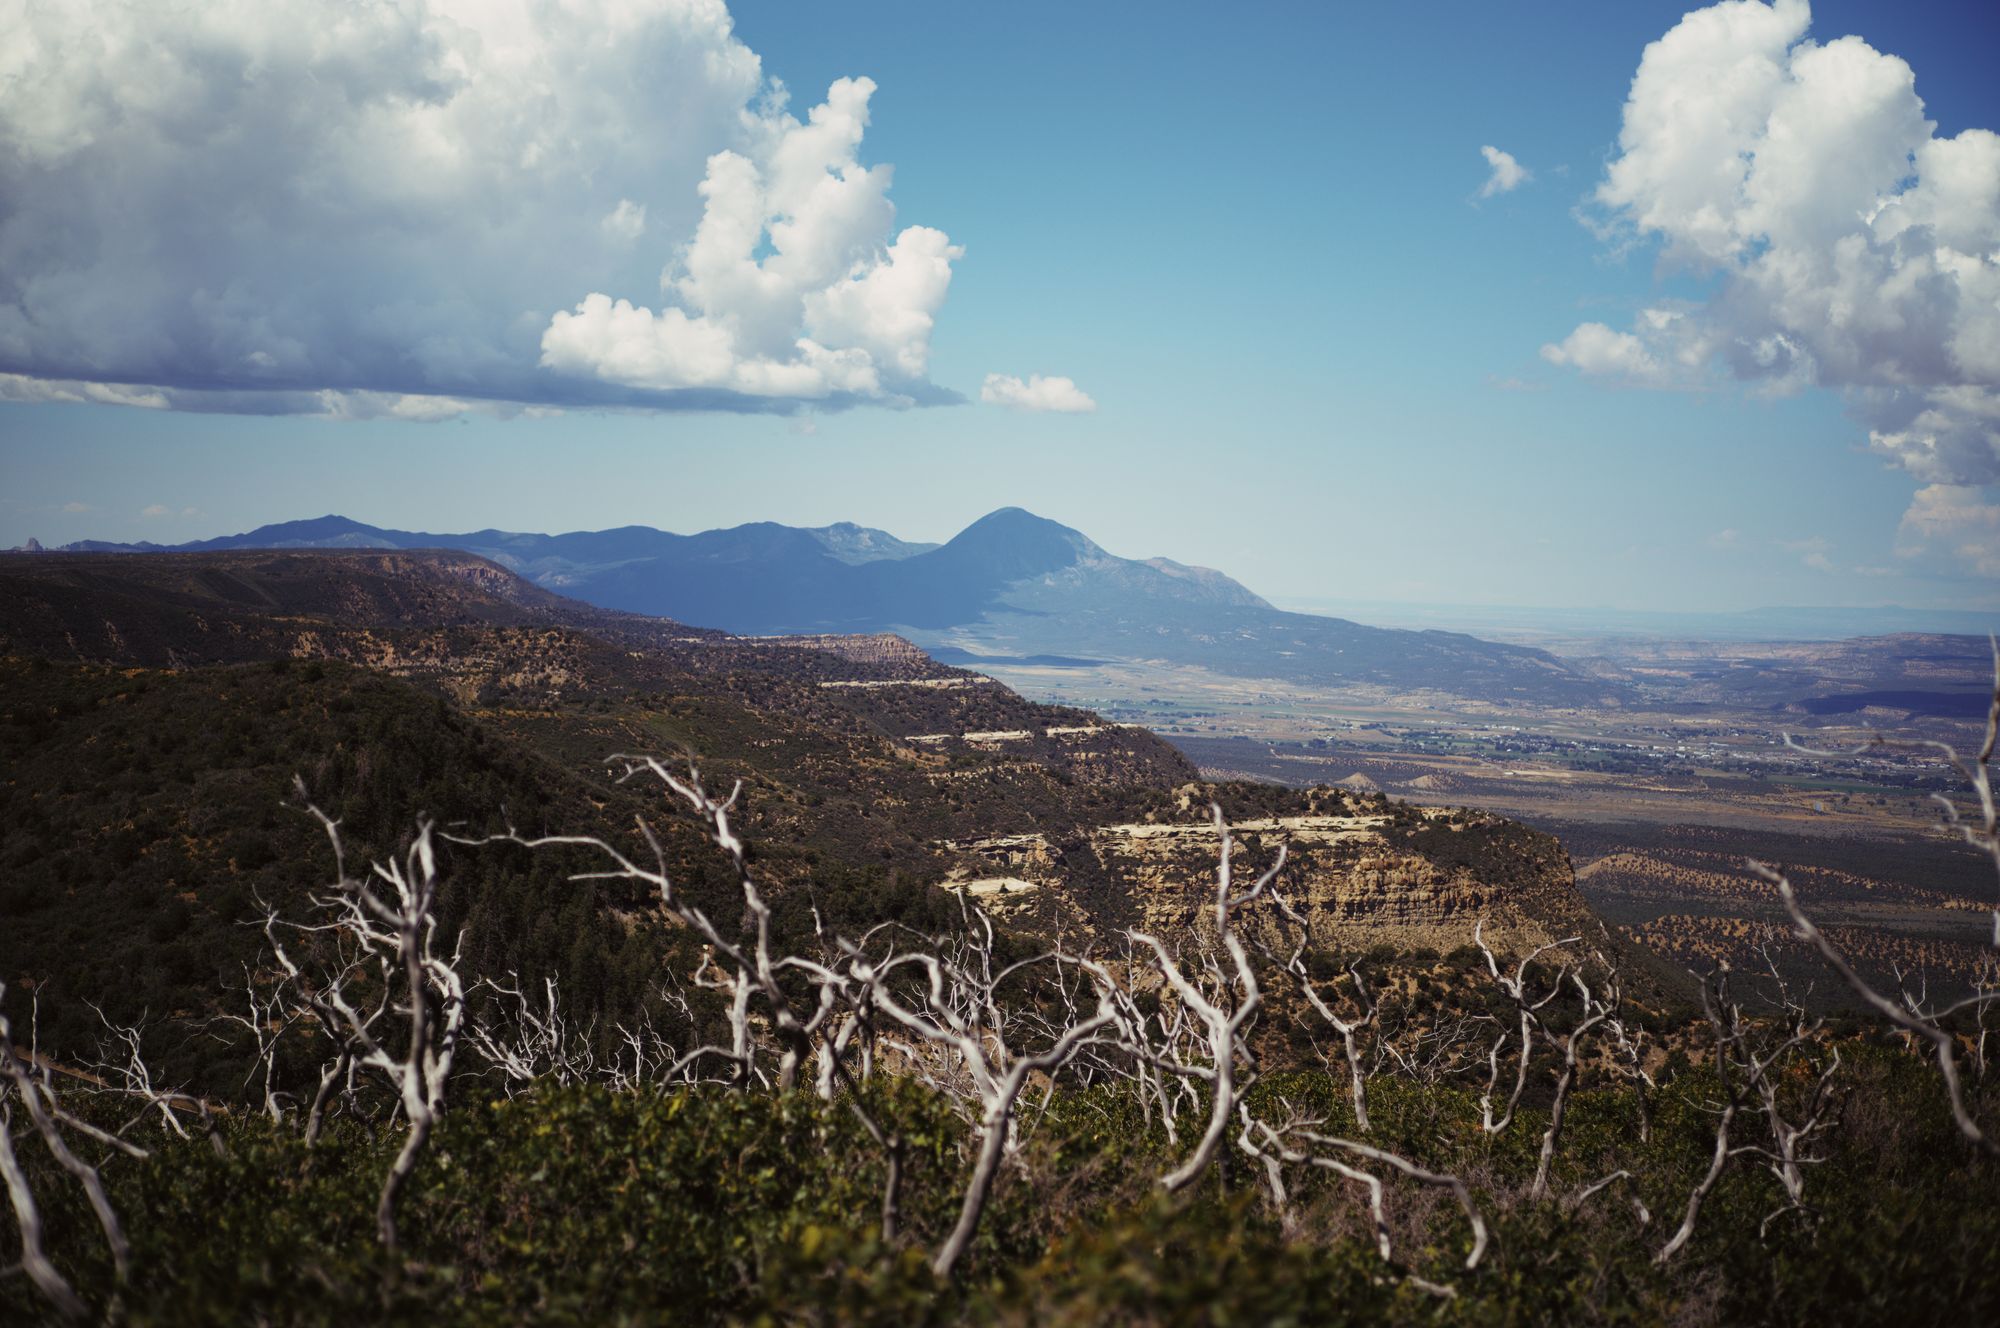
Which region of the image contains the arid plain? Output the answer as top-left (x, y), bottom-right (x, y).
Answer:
top-left (973, 631), bottom-right (1999, 996)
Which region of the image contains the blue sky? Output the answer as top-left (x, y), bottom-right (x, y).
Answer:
top-left (2, 1), bottom-right (1996, 615)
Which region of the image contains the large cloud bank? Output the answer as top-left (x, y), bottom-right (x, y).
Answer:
top-left (1542, 0), bottom-right (2000, 573)
top-left (0, 0), bottom-right (960, 415)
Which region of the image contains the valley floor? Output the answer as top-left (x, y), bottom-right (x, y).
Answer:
top-left (973, 655), bottom-right (1998, 994)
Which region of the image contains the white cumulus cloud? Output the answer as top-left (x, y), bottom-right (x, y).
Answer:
top-left (543, 77), bottom-right (962, 403)
top-left (980, 373), bottom-right (1097, 414)
top-left (1897, 484), bottom-right (2000, 577)
top-left (1545, 0), bottom-right (2000, 500)
top-left (1478, 145), bottom-right (1530, 198)
top-left (1541, 322), bottom-right (1668, 385)
top-left (0, 0), bottom-right (964, 415)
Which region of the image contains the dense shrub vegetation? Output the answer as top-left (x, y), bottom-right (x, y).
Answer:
top-left (10, 1057), bottom-right (1995, 1326)
top-left (0, 659), bottom-right (701, 1087)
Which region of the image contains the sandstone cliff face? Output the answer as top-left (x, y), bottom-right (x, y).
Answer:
top-left (942, 788), bottom-right (1597, 957)
top-left (281, 626), bottom-right (598, 704)
top-left (750, 633), bottom-right (937, 675)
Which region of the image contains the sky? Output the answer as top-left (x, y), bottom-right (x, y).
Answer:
top-left (2, 0), bottom-right (1997, 616)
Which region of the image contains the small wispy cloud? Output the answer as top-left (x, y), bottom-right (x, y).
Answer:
top-left (1478, 145), bottom-right (1530, 198)
top-left (61, 501), bottom-right (92, 513)
top-left (981, 373), bottom-right (1097, 414)
top-left (600, 198), bottom-right (647, 242)
top-left (1776, 535), bottom-right (1835, 572)
top-left (1540, 309), bottom-right (1696, 388)
top-left (1, 373), bottom-right (168, 410)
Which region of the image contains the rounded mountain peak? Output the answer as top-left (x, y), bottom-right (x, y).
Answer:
top-left (942, 508), bottom-right (1102, 579)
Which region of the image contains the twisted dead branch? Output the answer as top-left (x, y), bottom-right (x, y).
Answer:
top-left (1760, 639), bottom-right (1999, 1153)
top-left (1, 984), bottom-right (137, 1320)
top-left (261, 783), bottom-right (469, 1251)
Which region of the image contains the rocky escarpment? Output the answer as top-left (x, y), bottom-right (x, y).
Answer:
top-left (942, 784), bottom-right (1604, 958)
top-left (0, 547), bottom-right (1203, 842)
top-left (747, 632), bottom-right (938, 674)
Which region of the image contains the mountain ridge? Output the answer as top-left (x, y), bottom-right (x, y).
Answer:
top-left (43, 508), bottom-right (1612, 705)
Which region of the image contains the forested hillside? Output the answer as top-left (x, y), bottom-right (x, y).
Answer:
top-left (2, 552), bottom-right (1618, 1076)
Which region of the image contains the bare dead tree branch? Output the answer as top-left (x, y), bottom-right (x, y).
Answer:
top-left (1266, 881), bottom-right (1378, 1131)
top-left (1240, 1105), bottom-right (1487, 1296)
top-left (264, 784), bottom-right (470, 1251)
top-left (207, 969), bottom-right (305, 1124)
top-left (1528, 967), bottom-right (1615, 1202)
top-left (1750, 860), bottom-right (1992, 1154)
top-left (1657, 966), bottom-right (1747, 1265)
top-left (0, 983), bottom-right (133, 1319)
top-left (1473, 920), bottom-right (1578, 1138)
top-left (0, 1101), bottom-right (85, 1322)
top-left (1127, 804), bottom-right (1284, 1193)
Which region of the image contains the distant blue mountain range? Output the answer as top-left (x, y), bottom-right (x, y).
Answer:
top-left (47, 508), bottom-right (1617, 705)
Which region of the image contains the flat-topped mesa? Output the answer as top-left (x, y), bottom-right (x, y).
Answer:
top-left (746, 632), bottom-right (943, 676)
top-left (941, 789), bottom-right (1608, 961)
top-left (380, 549), bottom-right (556, 600)
top-left (0, 548), bottom-right (599, 633)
